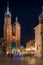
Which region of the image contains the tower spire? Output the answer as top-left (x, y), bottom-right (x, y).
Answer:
top-left (15, 16), bottom-right (20, 25)
top-left (5, 1), bottom-right (11, 17)
top-left (7, 1), bottom-right (9, 14)
top-left (16, 16), bottom-right (18, 22)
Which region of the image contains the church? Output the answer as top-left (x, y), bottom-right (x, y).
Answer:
top-left (0, 4), bottom-right (21, 54)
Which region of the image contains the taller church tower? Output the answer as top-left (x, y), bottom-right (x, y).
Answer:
top-left (4, 4), bottom-right (12, 54)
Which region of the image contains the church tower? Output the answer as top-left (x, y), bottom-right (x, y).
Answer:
top-left (34, 6), bottom-right (43, 57)
top-left (4, 3), bottom-right (12, 54)
top-left (14, 16), bottom-right (21, 48)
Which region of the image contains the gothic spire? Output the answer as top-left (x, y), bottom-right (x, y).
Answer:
top-left (15, 16), bottom-right (20, 25)
top-left (7, 2), bottom-right (10, 14)
top-left (5, 2), bottom-right (11, 17)
top-left (16, 16), bottom-right (18, 22)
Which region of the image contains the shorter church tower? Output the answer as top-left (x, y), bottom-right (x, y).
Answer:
top-left (13, 16), bottom-right (21, 48)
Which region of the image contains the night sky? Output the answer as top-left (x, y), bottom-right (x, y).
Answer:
top-left (0, 0), bottom-right (43, 46)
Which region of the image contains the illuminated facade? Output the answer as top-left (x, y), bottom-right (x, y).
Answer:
top-left (34, 6), bottom-right (43, 57)
top-left (13, 16), bottom-right (21, 48)
top-left (4, 4), bottom-right (21, 54)
top-left (26, 40), bottom-right (35, 48)
top-left (4, 5), bottom-right (12, 53)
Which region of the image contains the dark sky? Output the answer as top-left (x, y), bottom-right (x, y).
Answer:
top-left (0, 0), bottom-right (43, 46)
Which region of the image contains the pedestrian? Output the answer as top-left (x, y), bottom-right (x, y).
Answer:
top-left (11, 53), bottom-right (13, 59)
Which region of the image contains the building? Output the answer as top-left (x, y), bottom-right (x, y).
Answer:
top-left (34, 6), bottom-right (43, 57)
top-left (3, 4), bottom-right (21, 54)
top-left (26, 40), bottom-right (35, 48)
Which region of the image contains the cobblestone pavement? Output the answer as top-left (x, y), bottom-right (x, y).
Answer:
top-left (0, 56), bottom-right (14, 65)
top-left (0, 55), bottom-right (43, 65)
